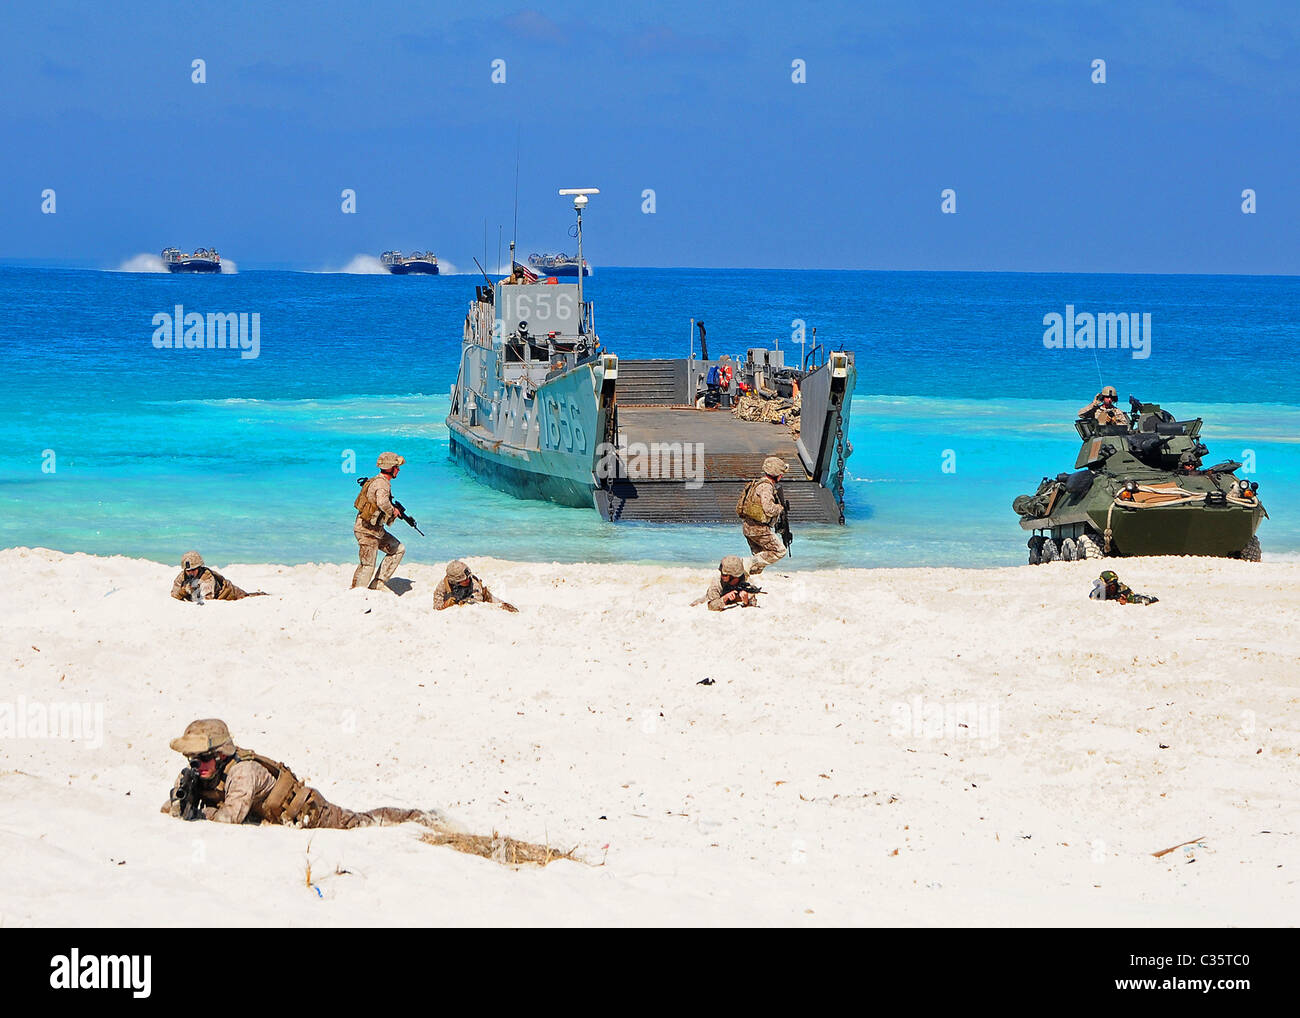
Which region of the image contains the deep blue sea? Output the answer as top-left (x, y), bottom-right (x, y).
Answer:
top-left (1, 264), bottom-right (1296, 568)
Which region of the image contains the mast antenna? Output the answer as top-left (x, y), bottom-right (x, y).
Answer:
top-left (558, 188), bottom-right (598, 332)
top-left (512, 132), bottom-right (521, 270)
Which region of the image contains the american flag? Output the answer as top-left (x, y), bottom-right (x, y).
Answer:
top-left (514, 261), bottom-right (538, 283)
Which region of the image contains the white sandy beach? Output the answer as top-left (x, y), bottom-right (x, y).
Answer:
top-left (1, 545), bottom-right (1296, 927)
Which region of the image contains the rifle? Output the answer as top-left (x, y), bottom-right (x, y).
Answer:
top-left (447, 574), bottom-right (517, 611)
top-left (356, 477), bottom-right (425, 536)
top-left (774, 484), bottom-right (793, 555)
top-left (391, 499), bottom-right (425, 536)
top-left (174, 767), bottom-right (205, 821)
top-left (720, 578), bottom-right (763, 607)
top-left (447, 580), bottom-right (477, 605)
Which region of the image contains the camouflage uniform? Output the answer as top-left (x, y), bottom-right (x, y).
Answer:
top-left (162, 719), bottom-right (452, 831)
top-left (700, 576), bottom-right (757, 611)
top-left (162, 757), bottom-right (432, 828)
top-left (352, 459), bottom-right (405, 590)
top-left (739, 459), bottom-right (789, 575)
top-left (433, 560), bottom-right (515, 610)
top-left (693, 554), bottom-right (758, 611)
top-left (432, 575), bottom-right (495, 609)
top-left (1089, 570), bottom-right (1157, 605)
top-left (170, 551), bottom-right (261, 602)
top-left (1078, 386), bottom-right (1129, 427)
top-left (1082, 404), bottom-right (1129, 427)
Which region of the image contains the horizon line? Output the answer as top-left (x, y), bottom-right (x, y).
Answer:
top-left (2, 260), bottom-right (1299, 281)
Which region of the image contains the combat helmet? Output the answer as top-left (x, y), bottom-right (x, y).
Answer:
top-left (762, 456), bottom-right (789, 477)
top-left (377, 452), bottom-right (405, 470)
top-left (1099, 386), bottom-right (1118, 400)
top-left (169, 718), bottom-right (235, 757)
top-left (181, 550), bottom-right (204, 570)
top-left (1099, 570), bottom-right (1119, 583)
top-left (719, 555), bottom-right (746, 577)
top-left (446, 560), bottom-right (471, 583)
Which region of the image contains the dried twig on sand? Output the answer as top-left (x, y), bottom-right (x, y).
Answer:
top-left (1151, 835), bottom-right (1206, 858)
top-left (421, 830), bottom-right (580, 867)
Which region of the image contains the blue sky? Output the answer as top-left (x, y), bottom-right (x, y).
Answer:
top-left (1, 0), bottom-right (1297, 272)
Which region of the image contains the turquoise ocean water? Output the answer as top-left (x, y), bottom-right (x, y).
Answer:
top-left (1, 265), bottom-right (1296, 568)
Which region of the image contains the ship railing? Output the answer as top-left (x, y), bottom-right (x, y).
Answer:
top-left (459, 383), bottom-right (504, 419)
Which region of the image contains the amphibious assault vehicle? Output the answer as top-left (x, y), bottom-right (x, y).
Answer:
top-left (1014, 396), bottom-right (1266, 562)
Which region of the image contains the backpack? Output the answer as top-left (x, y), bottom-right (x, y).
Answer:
top-left (354, 476), bottom-right (380, 524)
top-left (735, 478), bottom-right (769, 523)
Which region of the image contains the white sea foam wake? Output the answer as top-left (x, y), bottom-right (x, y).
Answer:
top-left (219, 258), bottom-right (238, 274)
top-left (312, 255), bottom-right (388, 274)
top-left (114, 254), bottom-right (167, 273)
top-left (312, 254), bottom-right (458, 274)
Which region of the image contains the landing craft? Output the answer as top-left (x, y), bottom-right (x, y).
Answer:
top-left (1014, 396), bottom-right (1266, 561)
top-left (446, 189), bottom-right (856, 523)
top-left (381, 250), bottom-right (440, 275)
top-left (162, 246), bottom-right (221, 273)
top-left (527, 251), bottom-right (589, 277)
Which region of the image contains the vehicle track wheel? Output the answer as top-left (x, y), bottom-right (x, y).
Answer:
top-left (1040, 538), bottom-right (1059, 563)
top-left (1238, 535), bottom-right (1262, 562)
top-left (1078, 532), bottom-right (1104, 559)
top-left (1028, 536), bottom-right (1043, 565)
top-left (1060, 538), bottom-right (1078, 561)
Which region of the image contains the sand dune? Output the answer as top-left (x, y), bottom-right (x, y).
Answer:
top-left (1, 547), bottom-right (1296, 926)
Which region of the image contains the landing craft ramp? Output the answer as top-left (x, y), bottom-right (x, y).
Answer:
top-left (594, 355), bottom-right (852, 524)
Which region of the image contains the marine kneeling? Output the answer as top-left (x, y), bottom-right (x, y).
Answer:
top-left (693, 555), bottom-right (763, 611)
top-left (170, 550), bottom-right (266, 603)
top-left (433, 559), bottom-right (518, 612)
top-left (162, 719), bottom-right (458, 831)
